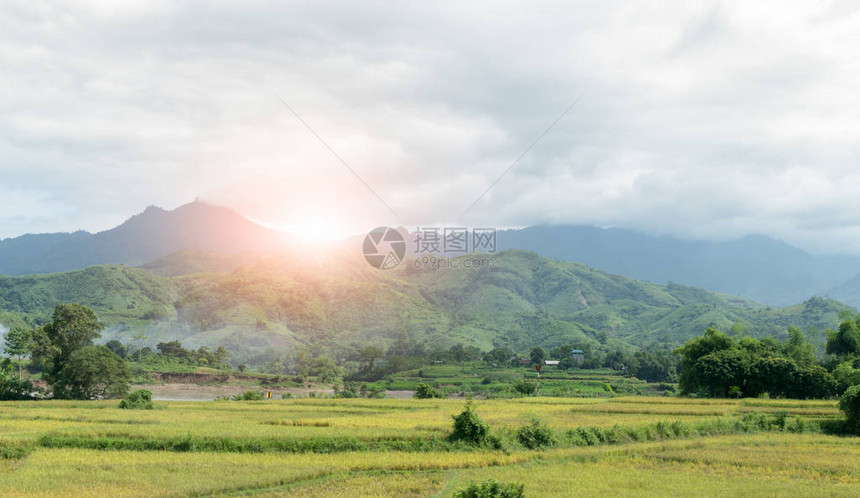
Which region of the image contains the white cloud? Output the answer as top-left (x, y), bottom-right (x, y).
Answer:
top-left (2, 1), bottom-right (860, 253)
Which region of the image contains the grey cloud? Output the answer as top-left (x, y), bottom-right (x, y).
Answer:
top-left (2, 1), bottom-right (860, 255)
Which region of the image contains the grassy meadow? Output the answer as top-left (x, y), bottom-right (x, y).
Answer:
top-left (0, 396), bottom-right (855, 497)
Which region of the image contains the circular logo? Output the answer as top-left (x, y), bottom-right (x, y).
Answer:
top-left (363, 227), bottom-right (406, 270)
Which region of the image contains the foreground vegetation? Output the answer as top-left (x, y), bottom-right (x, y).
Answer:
top-left (0, 396), bottom-right (856, 496)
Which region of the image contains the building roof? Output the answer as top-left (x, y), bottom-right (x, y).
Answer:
top-left (571, 349), bottom-right (584, 354)
top-left (544, 360), bottom-right (560, 365)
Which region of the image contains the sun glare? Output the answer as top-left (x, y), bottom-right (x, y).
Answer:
top-left (278, 215), bottom-right (349, 246)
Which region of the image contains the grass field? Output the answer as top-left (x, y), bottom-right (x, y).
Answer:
top-left (0, 396), bottom-right (854, 497)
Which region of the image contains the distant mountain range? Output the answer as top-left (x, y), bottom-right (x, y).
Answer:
top-left (499, 226), bottom-right (860, 307)
top-left (2, 202), bottom-right (860, 308)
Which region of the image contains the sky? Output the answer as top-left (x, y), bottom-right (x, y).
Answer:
top-left (3, 1), bottom-right (860, 253)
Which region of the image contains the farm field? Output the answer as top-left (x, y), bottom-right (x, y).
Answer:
top-left (0, 396), bottom-right (855, 497)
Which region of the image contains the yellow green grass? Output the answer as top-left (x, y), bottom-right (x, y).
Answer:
top-left (0, 396), bottom-right (854, 496)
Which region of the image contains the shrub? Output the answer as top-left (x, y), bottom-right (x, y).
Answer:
top-left (0, 441), bottom-right (32, 460)
top-left (511, 379), bottom-right (536, 395)
top-left (0, 373), bottom-right (36, 401)
top-left (773, 410), bottom-right (790, 431)
top-left (567, 427), bottom-right (600, 446)
top-left (516, 419), bottom-right (557, 449)
top-left (334, 382), bottom-right (359, 398)
top-left (454, 479), bottom-right (525, 498)
top-left (415, 383), bottom-right (445, 399)
top-left (233, 390), bottom-right (264, 401)
top-left (449, 400), bottom-right (490, 445)
top-left (791, 416), bottom-right (807, 433)
top-left (839, 384), bottom-right (860, 433)
top-left (118, 389), bottom-right (153, 410)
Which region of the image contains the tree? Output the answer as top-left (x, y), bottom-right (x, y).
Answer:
top-left (675, 328), bottom-right (736, 395)
top-left (784, 326), bottom-right (816, 368)
top-left (694, 348), bottom-right (750, 397)
top-left (448, 343), bottom-right (467, 362)
top-left (157, 340), bottom-right (185, 359)
top-left (3, 327), bottom-right (32, 381)
top-left (798, 365), bottom-right (838, 399)
top-left (529, 347), bottom-right (547, 366)
top-left (31, 303), bottom-right (104, 394)
top-left (485, 347), bottom-right (514, 366)
top-left (105, 339), bottom-right (128, 359)
top-left (308, 354), bottom-right (341, 383)
top-left (604, 350), bottom-right (637, 372)
top-left (133, 331), bottom-right (147, 363)
top-left (449, 400), bottom-right (490, 445)
top-left (56, 346), bottom-right (129, 399)
top-left (826, 319), bottom-right (860, 358)
top-left (632, 350), bottom-right (677, 383)
top-left (215, 346), bottom-right (228, 365)
top-left (747, 356), bottom-right (800, 398)
top-left (358, 346), bottom-right (384, 370)
top-left (0, 360), bottom-right (34, 400)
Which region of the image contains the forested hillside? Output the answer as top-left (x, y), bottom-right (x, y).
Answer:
top-left (0, 250), bottom-right (851, 367)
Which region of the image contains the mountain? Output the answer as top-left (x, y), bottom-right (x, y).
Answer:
top-left (0, 249), bottom-right (851, 367)
top-left (4, 203), bottom-right (860, 309)
top-left (0, 202), bottom-right (287, 275)
top-left (825, 274), bottom-right (860, 309)
top-left (497, 225), bottom-right (860, 306)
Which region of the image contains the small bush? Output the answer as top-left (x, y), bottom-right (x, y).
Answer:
top-left (773, 410), bottom-right (789, 431)
top-left (567, 427), bottom-right (600, 446)
top-left (791, 416), bottom-right (807, 433)
top-left (0, 441), bottom-right (32, 460)
top-left (233, 390), bottom-right (264, 401)
top-left (454, 479), bottom-right (525, 498)
top-left (450, 400), bottom-right (490, 445)
top-left (516, 419), bottom-right (557, 449)
top-left (839, 385), bottom-right (860, 433)
top-left (415, 383), bottom-right (445, 399)
top-left (511, 379), bottom-right (536, 396)
top-left (118, 389), bottom-right (153, 410)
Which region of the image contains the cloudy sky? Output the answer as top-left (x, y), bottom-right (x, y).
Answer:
top-left (2, 1), bottom-right (860, 252)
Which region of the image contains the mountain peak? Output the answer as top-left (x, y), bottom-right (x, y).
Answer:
top-left (0, 201), bottom-right (288, 275)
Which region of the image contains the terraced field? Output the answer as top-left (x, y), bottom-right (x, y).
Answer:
top-left (0, 396), bottom-right (854, 497)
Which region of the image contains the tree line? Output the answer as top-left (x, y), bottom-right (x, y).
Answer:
top-left (0, 303), bottom-right (230, 400)
top-left (675, 314), bottom-right (860, 399)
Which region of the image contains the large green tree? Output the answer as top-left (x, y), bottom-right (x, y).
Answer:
top-left (31, 303), bottom-right (106, 398)
top-left (675, 328), bottom-right (735, 394)
top-left (57, 346), bottom-right (129, 399)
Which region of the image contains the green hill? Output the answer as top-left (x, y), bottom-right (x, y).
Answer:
top-left (0, 250), bottom-right (852, 365)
